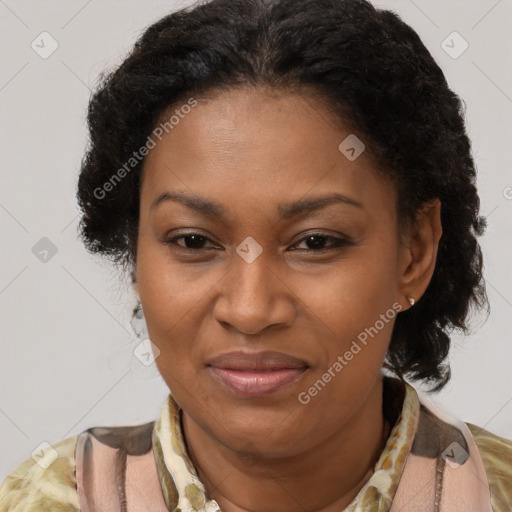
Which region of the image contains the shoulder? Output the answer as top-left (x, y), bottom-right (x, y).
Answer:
top-left (0, 435), bottom-right (80, 511)
top-left (0, 419), bottom-right (157, 512)
top-left (466, 422), bottom-right (512, 512)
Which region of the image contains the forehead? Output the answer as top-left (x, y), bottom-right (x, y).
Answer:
top-left (140, 86), bottom-right (395, 220)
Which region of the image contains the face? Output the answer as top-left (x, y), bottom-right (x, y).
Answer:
top-left (135, 85), bottom-right (406, 457)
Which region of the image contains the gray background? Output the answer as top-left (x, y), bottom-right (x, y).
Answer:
top-left (1, 0), bottom-right (511, 482)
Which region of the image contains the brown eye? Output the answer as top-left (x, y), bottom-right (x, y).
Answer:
top-left (291, 234), bottom-right (354, 251)
top-left (166, 233), bottom-right (216, 250)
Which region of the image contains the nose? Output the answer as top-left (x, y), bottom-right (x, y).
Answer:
top-left (212, 248), bottom-right (295, 336)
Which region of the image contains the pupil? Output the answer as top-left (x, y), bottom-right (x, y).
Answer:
top-left (185, 235), bottom-right (205, 248)
top-left (306, 235), bottom-right (326, 249)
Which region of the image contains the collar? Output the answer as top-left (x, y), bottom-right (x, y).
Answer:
top-left (152, 377), bottom-right (420, 512)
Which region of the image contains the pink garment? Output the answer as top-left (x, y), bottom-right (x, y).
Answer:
top-left (74, 380), bottom-right (493, 512)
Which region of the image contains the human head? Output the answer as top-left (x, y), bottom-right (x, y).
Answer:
top-left (77, 0), bottom-right (487, 397)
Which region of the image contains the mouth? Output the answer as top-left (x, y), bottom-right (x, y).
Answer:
top-left (206, 350), bottom-right (309, 398)
top-left (208, 367), bottom-right (308, 397)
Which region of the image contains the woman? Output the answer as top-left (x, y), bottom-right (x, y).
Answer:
top-left (1, 0), bottom-right (511, 510)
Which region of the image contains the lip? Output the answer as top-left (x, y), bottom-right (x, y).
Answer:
top-left (206, 350), bottom-right (309, 371)
top-left (209, 367), bottom-right (308, 398)
top-left (206, 350), bottom-right (309, 398)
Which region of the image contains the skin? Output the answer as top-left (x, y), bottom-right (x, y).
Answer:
top-left (134, 85), bottom-right (442, 512)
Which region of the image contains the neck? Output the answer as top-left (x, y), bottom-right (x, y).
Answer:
top-left (182, 376), bottom-right (389, 512)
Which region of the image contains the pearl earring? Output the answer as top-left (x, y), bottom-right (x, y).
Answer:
top-left (407, 296), bottom-right (415, 306)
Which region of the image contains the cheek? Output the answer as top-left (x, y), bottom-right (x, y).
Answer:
top-left (297, 235), bottom-right (399, 390)
top-left (302, 236), bottom-right (398, 336)
top-left (135, 240), bottom-right (205, 366)
top-left (136, 229), bottom-right (217, 325)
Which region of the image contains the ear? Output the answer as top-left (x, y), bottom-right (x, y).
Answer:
top-left (397, 199), bottom-right (442, 310)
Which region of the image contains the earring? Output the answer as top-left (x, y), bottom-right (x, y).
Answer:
top-left (130, 302), bottom-right (149, 339)
top-left (407, 296), bottom-right (415, 307)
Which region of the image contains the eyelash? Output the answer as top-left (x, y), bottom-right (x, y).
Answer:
top-left (163, 232), bottom-right (354, 253)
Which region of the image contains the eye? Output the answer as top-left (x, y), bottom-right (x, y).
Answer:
top-left (163, 232), bottom-right (354, 253)
top-left (290, 233), bottom-right (354, 252)
top-left (165, 233), bottom-right (218, 251)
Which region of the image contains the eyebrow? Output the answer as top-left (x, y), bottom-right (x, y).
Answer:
top-left (150, 192), bottom-right (363, 219)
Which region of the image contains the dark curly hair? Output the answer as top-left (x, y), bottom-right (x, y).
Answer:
top-left (77, 0), bottom-right (488, 392)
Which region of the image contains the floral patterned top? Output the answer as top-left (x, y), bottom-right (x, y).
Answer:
top-left (1, 377), bottom-right (511, 511)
